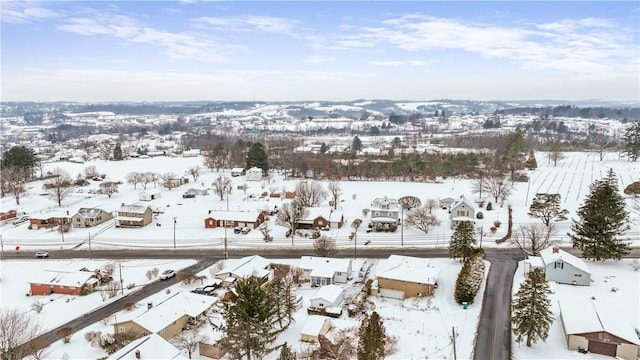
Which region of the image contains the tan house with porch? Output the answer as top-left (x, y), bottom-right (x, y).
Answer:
top-left (72, 207), bottom-right (113, 228)
top-left (113, 292), bottom-right (216, 340)
top-left (115, 203), bottom-right (152, 228)
top-left (373, 254), bottom-right (440, 299)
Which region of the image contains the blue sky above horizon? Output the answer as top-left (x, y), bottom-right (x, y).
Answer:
top-left (1, 1), bottom-right (639, 102)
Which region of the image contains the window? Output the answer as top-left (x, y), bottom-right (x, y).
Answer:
top-left (554, 261), bottom-right (564, 269)
top-left (573, 274), bottom-right (582, 277)
top-left (119, 327), bottom-right (125, 333)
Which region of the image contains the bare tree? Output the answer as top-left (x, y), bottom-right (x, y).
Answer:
top-left (160, 172), bottom-right (178, 190)
top-left (405, 205), bottom-right (441, 234)
top-left (276, 198), bottom-right (308, 245)
top-left (511, 224), bottom-right (555, 256)
top-left (2, 166), bottom-right (28, 205)
top-left (0, 308), bottom-right (43, 360)
top-left (485, 173), bottom-right (514, 204)
top-left (471, 176), bottom-right (488, 199)
top-left (172, 330), bottom-right (208, 359)
top-left (125, 172), bottom-right (142, 189)
top-left (295, 180), bottom-right (327, 207)
top-left (328, 181), bottom-right (342, 209)
top-left (99, 181), bottom-right (119, 198)
top-left (398, 196), bottom-right (421, 210)
top-left (140, 172), bottom-right (157, 189)
top-left (43, 167), bottom-right (73, 206)
top-left (425, 199), bottom-right (439, 214)
top-left (98, 143), bottom-right (112, 161)
top-left (259, 223), bottom-right (272, 241)
top-left (212, 175), bottom-right (232, 201)
top-left (30, 301), bottom-right (44, 314)
top-left (83, 165), bottom-right (100, 179)
top-left (185, 166), bottom-right (201, 182)
top-left (313, 235), bottom-right (338, 257)
top-left (56, 327), bottom-right (74, 344)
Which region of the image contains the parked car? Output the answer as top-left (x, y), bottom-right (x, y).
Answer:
top-left (191, 284), bottom-right (220, 296)
top-left (35, 251), bottom-right (49, 258)
top-left (12, 216), bottom-right (29, 226)
top-left (241, 227), bottom-right (251, 234)
top-left (159, 269), bottom-right (176, 280)
top-left (182, 193), bottom-right (195, 199)
top-left (233, 227), bottom-right (242, 234)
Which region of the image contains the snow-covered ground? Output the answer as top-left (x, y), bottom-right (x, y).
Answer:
top-left (1, 150), bottom-right (638, 359)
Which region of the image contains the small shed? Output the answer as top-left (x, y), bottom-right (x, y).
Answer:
top-left (139, 190), bottom-right (161, 201)
top-left (246, 167), bottom-right (263, 181)
top-left (230, 167), bottom-right (245, 177)
top-left (300, 316), bottom-right (332, 343)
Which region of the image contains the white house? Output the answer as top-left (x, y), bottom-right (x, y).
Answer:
top-left (246, 167), bottom-right (263, 181)
top-left (369, 196), bottom-right (400, 229)
top-left (214, 255), bottom-right (272, 283)
top-left (309, 284), bottom-right (344, 310)
top-left (537, 246), bottom-right (591, 286)
top-left (139, 190), bottom-right (162, 201)
top-left (298, 256), bottom-right (352, 286)
top-left (449, 196), bottom-right (475, 228)
top-left (230, 167), bottom-right (245, 177)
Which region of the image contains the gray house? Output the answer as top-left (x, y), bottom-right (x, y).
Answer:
top-left (538, 246), bottom-right (591, 286)
top-left (449, 196), bottom-right (475, 228)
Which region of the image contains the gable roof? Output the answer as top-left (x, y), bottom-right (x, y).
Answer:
top-left (559, 299), bottom-right (640, 345)
top-left (298, 256), bottom-right (351, 274)
top-left (450, 196), bottom-right (474, 212)
top-left (133, 292), bottom-right (217, 334)
top-left (215, 255), bottom-right (271, 280)
top-left (76, 207), bottom-right (109, 218)
top-left (311, 284), bottom-right (344, 304)
top-left (207, 210), bottom-right (261, 222)
top-left (376, 254), bottom-right (440, 285)
top-left (107, 334), bottom-right (186, 360)
top-left (540, 247), bottom-right (591, 274)
top-left (301, 315), bottom-right (331, 337)
top-left (118, 203), bottom-right (151, 214)
top-left (30, 270), bottom-right (95, 288)
top-left (300, 207), bottom-right (343, 223)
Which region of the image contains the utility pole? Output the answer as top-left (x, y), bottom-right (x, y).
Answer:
top-left (88, 232), bottom-right (91, 259)
top-left (173, 217), bottom-right (177, 249)
top-left (400, 206), bottom-right (404, 246)
top-left (0, 234), bottom-right (4, 261)
top-left (119, 263), bottom-right (124, 295)
top-left (452, 326), bottom-right (457, 360)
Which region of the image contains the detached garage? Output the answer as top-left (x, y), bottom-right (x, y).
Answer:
top-left (559, 299), bottom-right (640, 360)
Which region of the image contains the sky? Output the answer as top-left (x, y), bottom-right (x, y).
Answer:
top-left (1, 1), bottom-right (639, 102)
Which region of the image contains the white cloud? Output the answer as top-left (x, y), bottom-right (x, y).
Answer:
top-left (197, 15), bottom-right (297, 34)
top-left (304, 56), bottom-right (333, 64)
top-left (1, 1), bottom-right (58, 24)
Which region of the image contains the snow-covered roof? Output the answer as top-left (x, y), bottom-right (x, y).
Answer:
top-left (298, 256), bottom-right (351, 274)
top-left (76, 207), bottom-right (109, 218)
top-left (370, 196), bottom-right (399, 211)
top-left (451, 196), bottom-right (474, 211)
top-left (118, 203), bottom-right (150, 214)
top-left (30, 270), bottom-right (94, 288)
top-left (376, 254), bottom-right (440, 285)
top-left (301, 315), bottom-right (330, 337)
top-left (107, 334), bottom-right (186, 359)
top-left (30, 209), bottom-right (72, 220)
top-left (540, 247), bottom-right (591, 274)
top-left (215, 255), bottom-right (271, 280)
top-left (559, 299), bottom-right (640, 345)
top-left (207, 210), bottom-right (261, 222)
top-left (139, 189), bottom-right (161, 195)
top-left (231, 167), bottom-right (245, 172)
top-left (525, 256), bottom-right (544, 268)
top-left (311, 284), bottom-right (344, 304)
top-left (133, 292), bottom-right (216, 334)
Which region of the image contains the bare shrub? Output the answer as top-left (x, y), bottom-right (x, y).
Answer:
top-left (151, 267), bottom-right (159, 278)
top-left (31, 301), bottom-right (44, 314)
top-left (385, 334), bottom-right (399, 356)
top-left (490, 226), bottom-right (497, 235)
top-left (493, 220), bottom-right (502, 228)
top-left (56, 327), bottom-right (73, 344)
top-left (313, 235), bottom-right (338, 257)
top-left (105, 281), bottom-right (121, 299)
top-left (145, 270), bottom-right (154, 280)
top-left (126, 283), bottom-right (136, 290)
top-left (177, 270), bottom-right (207, 285)
top-left (122, 302), bottom-right (136, 311)
top-left (630, 259), bottom-right (640, 271)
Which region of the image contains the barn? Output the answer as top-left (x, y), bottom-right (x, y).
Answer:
top-left (559, 299), bottom-right (640, 359)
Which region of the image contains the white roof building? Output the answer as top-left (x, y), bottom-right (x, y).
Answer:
top-left (376, 254), bottom-right (440, 285)
top-left (130, 292), bottom-right (217, 334)
top-left (215, 255), bottom-right (271, 281)
top-left (107, 334), bottom-right (186, 360)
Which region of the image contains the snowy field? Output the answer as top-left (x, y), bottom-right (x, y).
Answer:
top-left (1, 151), bottom-right (638, 253)
top-left (0, 151), bottom-right (638, 359)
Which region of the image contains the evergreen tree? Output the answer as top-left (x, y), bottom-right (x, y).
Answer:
top-left (246, 142), bottom-right (269, 175)
top-left (453, 251), bottom-right (485, 305)
top-left (113, 143), bottom-right (123, 160)
top-left (511, 268), bottom-right (553, 347)
top-left (623, 121), bottom-right (640, 161)
top-left (449, 221), bottom-right (476, 262)
top-left (570, 169), bottom-right (631, 260)
top-left (524, 150), bottom-right (537, 170)
top-left (319, 142), bottom-right (328, 154)
top-left (352, 136), bottom-right (363, 152)
top-left (528, 193), bottom-right (569, 227)
top-left (219, 277), bottom-right (288, 360)
top-left (276, 342), bottom-right (295, 360)
top-left (357, 311), bottom-right (386, 360)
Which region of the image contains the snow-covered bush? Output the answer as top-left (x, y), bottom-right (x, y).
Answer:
top-left (454, 252), bottom-right (486, 305)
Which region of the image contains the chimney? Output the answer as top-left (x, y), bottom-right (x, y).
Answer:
top-left (552, 247), bottom-right (559, 253)
top-left (135, 350), bottom-right (141, 359)
top-left (147, 302), bottom-right (153, 309)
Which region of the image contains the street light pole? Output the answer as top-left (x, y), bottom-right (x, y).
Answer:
top-left (173, 217), bottom-right (177, 249)
top-left (401, 206), bottom-right (404, 247)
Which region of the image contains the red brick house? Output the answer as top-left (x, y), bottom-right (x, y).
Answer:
top-left (29, 270), bottom-right (98, 296)
top-left (0, 210), bottom-right (17, 221)
top-left (204, 211), bottom-right (265, 229)
top-left (297, 207), bottom-right (344, 230)
top-left (29, 210), bottom-right (73, 230)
